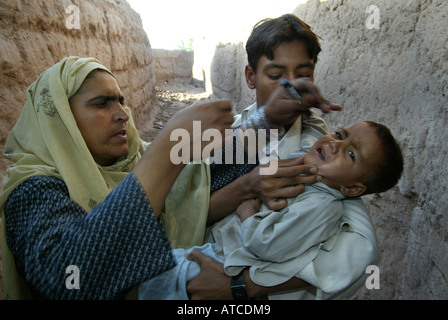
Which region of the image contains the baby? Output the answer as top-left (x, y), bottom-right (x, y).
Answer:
top-left (139, 121), bottom-right (404, 300)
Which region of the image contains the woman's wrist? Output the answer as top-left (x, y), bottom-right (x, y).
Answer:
top-left (241, 106), bottom-right (286, 139)
top-left (133, 132), bottom-right (186, 215)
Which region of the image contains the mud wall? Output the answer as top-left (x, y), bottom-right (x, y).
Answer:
top-left (152, 49), bottom-right (194, 84)
top-left (210, 0), bottom-right (448, 299)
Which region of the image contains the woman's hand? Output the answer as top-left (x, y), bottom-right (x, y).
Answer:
top-left (264, 78), bottom-right (343, 128)
top-left (160, 99), bottom-right (235, 161)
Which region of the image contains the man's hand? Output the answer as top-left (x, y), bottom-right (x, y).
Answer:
top-left (264, 78), bottom-right (343, 128)
top-left (186, 249), bottom-right (310, 300)
top-left (186, 249), bottom-right (232, 300)
top-left (245, 155), bottom-right (321, 211)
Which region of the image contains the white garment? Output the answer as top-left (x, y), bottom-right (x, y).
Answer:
top-left (213, 183), bottom-right (346, 286)
top-left (210, 103), bottom-right (379, 299)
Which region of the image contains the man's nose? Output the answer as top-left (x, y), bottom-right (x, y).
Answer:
top-left (285, 72), bottom-right (296, 82)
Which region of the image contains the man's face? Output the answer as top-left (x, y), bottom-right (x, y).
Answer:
top-left (246, 40), bottom-right (315, 107)
top-left (304, 122), bottom-right (384, 197)
top-left (69, 71), bottom-right (130, 166)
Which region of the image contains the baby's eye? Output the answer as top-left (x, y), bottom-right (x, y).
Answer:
top-left (348, 150), bottom-right (355, 161)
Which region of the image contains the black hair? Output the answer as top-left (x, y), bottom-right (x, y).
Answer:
top-left (363, 121), bottom-right (404, 195)
top-left (246, 14), bottom-right (322, 73)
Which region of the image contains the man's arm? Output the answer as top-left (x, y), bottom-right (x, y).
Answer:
top-left (186, 249), bottom-right (309, 299)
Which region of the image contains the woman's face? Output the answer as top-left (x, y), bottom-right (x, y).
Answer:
top-left (69, 70), bottom-right (130, 166)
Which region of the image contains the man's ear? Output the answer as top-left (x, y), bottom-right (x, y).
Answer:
top-left (340, 183), bottom-right (367, 198)
top-left (245, 65), bottom-right (256, 89)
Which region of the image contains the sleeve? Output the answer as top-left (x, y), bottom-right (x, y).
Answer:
top-left (296, 198), bottom-right (379, 299)
top-left (240, 194), bottom-right (342, 263)
top-left (301, 109), bottom-right (331, 138)
top-left (298, 110), bottom-right (331, 153)
top-left (4, 174), bottom-right (176, 300)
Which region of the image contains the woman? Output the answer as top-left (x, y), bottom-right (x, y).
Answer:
top-left (0, 56), bottom-right (233, 299)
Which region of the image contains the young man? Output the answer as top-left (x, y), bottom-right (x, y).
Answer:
top-left (139, 121), bottom-right (403, 300)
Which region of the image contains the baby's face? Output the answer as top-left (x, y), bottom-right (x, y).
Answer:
top-left (304, 121), bottom-right (383, 192)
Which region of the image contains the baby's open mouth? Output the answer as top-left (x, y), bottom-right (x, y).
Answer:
top-left (316, 147), bottom-right (325, 161)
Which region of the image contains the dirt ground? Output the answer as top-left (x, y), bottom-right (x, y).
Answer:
top-left (140, 79), bottom-right (212, 142)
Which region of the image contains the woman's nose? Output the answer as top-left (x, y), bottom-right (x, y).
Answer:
top-left (113, 103), bottom-right (129, 122)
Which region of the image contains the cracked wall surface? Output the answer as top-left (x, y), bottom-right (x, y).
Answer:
top-left (295, 0), bottom-right (448, 299)
top-left (152, 49), bottom-right (194, 84)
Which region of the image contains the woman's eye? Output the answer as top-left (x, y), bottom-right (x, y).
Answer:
top-left (335, 131), bottom-right (343, 139)
top-left (94, 102), bottom-right (107, 108)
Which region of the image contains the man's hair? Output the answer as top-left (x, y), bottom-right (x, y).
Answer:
top-left (246, 14), bottom-right (322, 73)
top-left (363, 121), bottom-right (404, 195)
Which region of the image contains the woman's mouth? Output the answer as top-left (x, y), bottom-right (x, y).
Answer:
top-left (113, 129), bottom-right (128, 141)
top-left (115, 128), bottom-right (127, 137)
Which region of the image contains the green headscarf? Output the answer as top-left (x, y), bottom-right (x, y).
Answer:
top-left (0, 56), bottom-right (146, 299)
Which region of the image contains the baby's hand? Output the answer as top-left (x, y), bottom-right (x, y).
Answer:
top-left (236, 198), bottom-right (262, 222)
